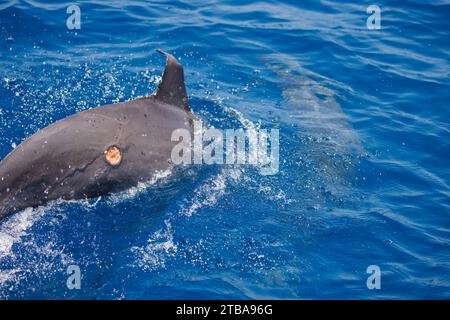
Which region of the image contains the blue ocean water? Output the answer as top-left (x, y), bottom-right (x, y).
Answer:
top-left (0, 0), bottom-right (449, 299)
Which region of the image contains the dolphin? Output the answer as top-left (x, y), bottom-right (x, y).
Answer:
top-left (0, 50), bottom-right (193, 221)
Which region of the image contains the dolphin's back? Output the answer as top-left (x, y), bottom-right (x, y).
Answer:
top-left (0, 50), bottom-right (192, 220)
top-left (0, 97), bottom-right (192, 220)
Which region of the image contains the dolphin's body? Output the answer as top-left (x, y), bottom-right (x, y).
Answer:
top-left (0, 50), bottom-right (193, 221)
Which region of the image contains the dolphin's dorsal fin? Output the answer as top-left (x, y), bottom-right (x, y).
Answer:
top-left (154, 49), bottom-right (189, 112)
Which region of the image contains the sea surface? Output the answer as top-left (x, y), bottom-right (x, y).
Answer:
top-left (0, 0), bottom-right (449, 299)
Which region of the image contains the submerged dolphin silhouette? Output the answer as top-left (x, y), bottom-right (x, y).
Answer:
top-left (0, 50), bottom-right (193, 221)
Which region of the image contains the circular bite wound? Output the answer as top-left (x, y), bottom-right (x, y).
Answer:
top-left (105, 145), bottom-right (122, 166)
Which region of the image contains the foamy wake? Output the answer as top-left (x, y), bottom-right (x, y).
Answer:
top-left (223, 105), bottom-right (260, 131)
top-left (0, 207), bottom-right (46, 260)
top-left (108, 168), bottom-right (173, 203)
top-left (129, 167), bottom-right (243, 270)
top-left (0, 205), bottom-right (63, 289)
top-left (0, 268), bottom-right (19, 287)
top-left (130, 220), bottom-right (177, 270)
top-left (256, 185), bottom-right (295, 204)
top-left (179, 105), bottom-right (257, 216)
top-left (181, 167), bottom-right (242, 217)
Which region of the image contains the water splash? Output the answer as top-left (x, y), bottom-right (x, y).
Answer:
top-left (130, 220), bottom-right (177, 270)
top-left (107, 168), bottom-right (174, 203)
top-left (180, 167), bottom-right (241, 217)
top-left (0, 207), bottom-right (46, 259)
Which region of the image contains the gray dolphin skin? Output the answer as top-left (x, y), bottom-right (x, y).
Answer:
top-left (0, 50), bottom-right (193, 221)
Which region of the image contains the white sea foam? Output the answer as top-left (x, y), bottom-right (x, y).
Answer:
top-left (257, 185), bottom-right (295, 204)
top-left (224, 105), bottom-right (260, 131)
top-left (107, 168), bottom-right (173, 203)
top-left (0, 207), bottom-right (46, 260)
top-left (0, 268), bottom-right (19, 287)
top-left (130, 220), bottom-right (177, 270)
top-left (0, 204), bottom-right (68, 291)
top-left (180, 167), bottom-right (241, 217)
